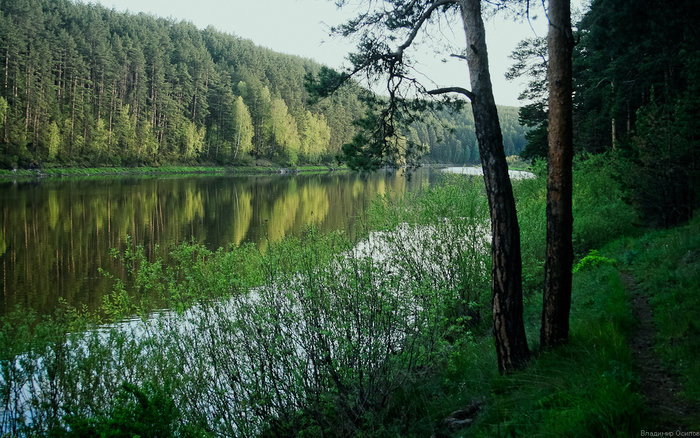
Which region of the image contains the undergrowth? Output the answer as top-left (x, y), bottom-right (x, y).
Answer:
top-left (458, 266), bottom-right (644, 437)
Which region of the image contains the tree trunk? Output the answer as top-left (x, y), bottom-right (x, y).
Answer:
top-left (150, 63), bottom-right (156, 128)
top-left (70, 75), bottom-right (77, 154)
top-left (610, 81), bottom-right (616, 149)
top-left (98, 67), bottom-right (104, 123)
top-left (541, 0), bottom-right (574, 348)
top-left (235, 119), bottom-right (242, 160)
top-left (24, 64), bottom-right (31, 132)
top-left (460, 0), bottom-right (530, 373)
top-left (4, 48), bottom-right (8, 91)
top-left (108, 79), bottom-right (115, 149)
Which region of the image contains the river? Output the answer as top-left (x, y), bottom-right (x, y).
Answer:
top-left (0, 168), bottom-right (441, 316)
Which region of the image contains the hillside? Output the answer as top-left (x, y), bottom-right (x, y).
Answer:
top-left (0, 0), bottom-right (526, 169)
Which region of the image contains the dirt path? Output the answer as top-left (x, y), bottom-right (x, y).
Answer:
top-left (623, 273), bottom-right (693, 429)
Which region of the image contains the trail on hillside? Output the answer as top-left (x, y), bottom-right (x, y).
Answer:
top-left (623, 273), bottom-right (693, 430)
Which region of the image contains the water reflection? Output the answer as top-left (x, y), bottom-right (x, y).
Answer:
top-left (0, 169), bottom-right (435, 315)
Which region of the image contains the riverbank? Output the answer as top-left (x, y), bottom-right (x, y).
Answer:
top-left (0, 163), bottom-right (348, 179)
top-left (1, 155), bottom-right (697, 436)
top-left (0, 162), bottom-right (533, 180)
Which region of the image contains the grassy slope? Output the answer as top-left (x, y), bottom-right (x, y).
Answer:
top-left (614, 217), bottom-right (700, 417)
top-left (435, 215), bottom-right (700, 436)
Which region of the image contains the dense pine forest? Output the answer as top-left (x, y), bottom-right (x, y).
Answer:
top-left (0, 0), bottom-right (527, 168)
top-left (509, 0), bottom-right (698, 226)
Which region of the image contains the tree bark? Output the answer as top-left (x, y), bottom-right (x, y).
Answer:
top-left (541, 0), bottom-right (574, 347)
top-left (460, 0), bottom-right (530, 373)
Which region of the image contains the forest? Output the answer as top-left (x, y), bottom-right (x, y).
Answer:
top-left (0, 0), bottom-right (527, 168)
top-left (508, 0), bottom-right (698, 226)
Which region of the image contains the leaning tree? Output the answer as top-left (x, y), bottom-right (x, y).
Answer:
top-left (314, 0), bottom-right (533, 373)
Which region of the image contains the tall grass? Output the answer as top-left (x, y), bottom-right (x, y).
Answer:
top-left (461, 265), bottom-right (644, 437)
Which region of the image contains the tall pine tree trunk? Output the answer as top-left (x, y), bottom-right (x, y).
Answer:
top-left (541, 0), bottom-right (574, 347)
top-left (4, 48), bottom-right (8, 91)
top-left (24, 64), bottom-right (31, 132)
top-left (460, 0), bottom-right (530, 373)
top-left (70, 76), bottom-right (77, 154)
top-left (108, 79), bottom-right (116, 150)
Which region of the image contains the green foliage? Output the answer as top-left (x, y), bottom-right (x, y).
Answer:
top-left (179, 121), bottom-right (206, 162)
top-left (573, 0), bottom-right (699, 153)
top-left (339, 99), bottom-right (527, 170)
top-left (0, 165), bottom-right (339, 179)
top-left (0, 0), bottom-right (361, 167)
top-left (338, 94), bottom-right (428, 170)
top-left (367, 173), bottom-right (489, 230)
top-left (50, 382), bottom-right (180, 438)
top-left (103, 236), bottom-right (265, 316)
top-left (617, 88), bottom-right (699, 227)
top-left (365, 175), bottom-right (492, 329)
top-left (306, 0), bottom-right (529, 169)
top-left (509, 0), bottom-right (699, 175)
top-left (513, 153), bottom-right (637, 289)
top-left (231, 96), bottom-right (254, 161)
top-left (340, 104), bottom-right (390, 170)
top-left (0, 97), bottom-right (7, 126)
top-left (298, 110), bottom-right (332, 163)
top-left (258, 232), bottom-right (471, 435)
top-left (453, 214), bottom-right (700, 434)
top-left (513, 168), bottom-right (547, 291)
top-left (45, 122), bottom-right (61, 161)
top-left (571, 153), bottom-right (639, 253)
top-left (304, 66), bottom-right (349, 104)
top-left (506, 36), bottom-right (548, 160)
top-left (572, 249), bottom-right (616, 273)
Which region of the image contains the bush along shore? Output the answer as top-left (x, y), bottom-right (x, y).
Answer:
top-left (0, 154), bottom-right (698, 436)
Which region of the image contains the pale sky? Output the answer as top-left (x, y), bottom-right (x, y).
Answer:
top-left (89, 0), bottom-right (584, 107)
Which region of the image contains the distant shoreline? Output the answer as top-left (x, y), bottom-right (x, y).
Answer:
top-left (0, 162), bottom-right (534, 180)
top-left (0, 164), bottom-right (349, 180)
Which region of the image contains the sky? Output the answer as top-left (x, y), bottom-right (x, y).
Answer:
top-left (89, 0), bottom-right (582, 107)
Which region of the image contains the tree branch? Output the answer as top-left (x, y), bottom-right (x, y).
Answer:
top-left (427, 87), bottom-right (475, 100)
top-left (331, 0), bottom-right (459, 93)
top-left (391, 0), bottom-right (458, 57)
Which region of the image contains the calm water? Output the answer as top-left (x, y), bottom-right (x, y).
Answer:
top-left (0, 169), bottom-right (438, 315)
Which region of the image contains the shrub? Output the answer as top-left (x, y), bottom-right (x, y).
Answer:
top-left (572, 153), bottom-right (639, 255)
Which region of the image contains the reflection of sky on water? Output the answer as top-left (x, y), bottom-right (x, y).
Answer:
top-left (442, 166), bottom-right (535, 180)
